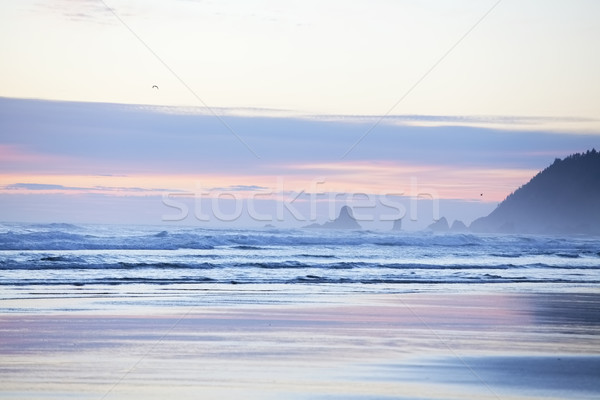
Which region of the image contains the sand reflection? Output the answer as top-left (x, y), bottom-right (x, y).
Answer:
top-left (1, 292), bottom-right (599, 399)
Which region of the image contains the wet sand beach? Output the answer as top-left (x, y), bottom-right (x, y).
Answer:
top-left (1, 290), bottom-right (599, 400)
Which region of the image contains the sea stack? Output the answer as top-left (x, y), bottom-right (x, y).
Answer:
top-left (427, 217), bottom-right (449, 232)
top-left (323, 206), bottom-right (362, 229)
top-left (391, 218), bottom-right (402, 231)
top-left (450, 220), bottom-right (468, 232)
top-left (304, 206), bottom-right (362, 229)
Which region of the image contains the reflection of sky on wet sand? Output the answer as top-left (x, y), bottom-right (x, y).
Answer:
top-left (1, 292), bottom-right (599, 400)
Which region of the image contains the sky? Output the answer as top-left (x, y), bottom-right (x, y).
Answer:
top-left (1, 0), bottom-right (600, 229)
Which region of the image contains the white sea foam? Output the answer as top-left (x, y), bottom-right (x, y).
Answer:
top-left (0, 223), bottom-right (598, 292)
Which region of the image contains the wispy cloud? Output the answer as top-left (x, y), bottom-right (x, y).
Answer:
top-left (210, 185), bottom-right (271, 192)
top-left (3, 183), bottom-right (70, 191)
top-left (139, 104), bottom-right (599, 132)
top-left (1, 182), bottom-right (180, 195)
top-left (307, 114), bottom-right (600, 132)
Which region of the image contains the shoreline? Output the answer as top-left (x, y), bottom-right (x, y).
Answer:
top-left (1, 291), bottom-right (599, 399)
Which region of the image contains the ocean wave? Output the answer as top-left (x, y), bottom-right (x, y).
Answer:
top-left (1, 224), bottom-right (598, 291)
top-left (0, 260), bottom-right (219, 270)
top-left (4, 275), bottom-right (593, 287)
top-left (29, 223), bottom-right (83, 230)
top-left (374, 233), bottom-right (484, 247)
top-left (555, 253), bottom-right (581, 259)
top-left (3, 257), bottom-right (596, 272)
top-left (0, 227), bottom-right (491, 250)
top-left (1, 225), bottom-right (595, 253)
top-left (0, 230), bottom-right (215, 250)
top-left (490, 253), bottom-right (523, 258)
top-left (295, 254), bottom-right (337, 259)
top-left (0, 277), bottom-right (217, 286)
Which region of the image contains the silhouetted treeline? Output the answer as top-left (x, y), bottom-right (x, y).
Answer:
top-left (471, 149), bottom-right (600, 234)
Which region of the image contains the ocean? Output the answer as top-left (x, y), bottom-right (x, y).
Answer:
top-left (2, 222), bottom-right (600, 400)
top-left (1, 222), bottom-right (599, 311)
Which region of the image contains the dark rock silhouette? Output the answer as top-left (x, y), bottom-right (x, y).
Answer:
top-left (304, 206), bottom-right (362, 229)
top-left (470, 149), bottom-right (600, 234)
top-left (450, 220), bottom-right (468, 232)
top-left (391, 218), bottom-right (402, 231)
top-left (427, 217), bottom-right (449, 232)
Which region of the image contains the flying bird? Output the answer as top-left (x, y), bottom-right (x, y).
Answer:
top-left (152, 85), bottom-right (159, 89)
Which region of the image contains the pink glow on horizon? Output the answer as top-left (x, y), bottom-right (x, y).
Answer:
top-left (0, 160), bottom-right (537, 202)
top-left (282, 161), bottom-right (538, 201)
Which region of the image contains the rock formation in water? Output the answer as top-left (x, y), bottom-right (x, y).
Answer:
top-left (470, 149), bottom-right (600, 234)
top-left (450, 220), bottom-right (468, 232)
top-left (427, 217), bottom-right (449, 232)
top-left (304, 205), bottom-right (362, 229)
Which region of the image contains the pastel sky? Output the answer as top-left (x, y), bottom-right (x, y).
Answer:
top-left (1, 1), bottom-right (599, 228)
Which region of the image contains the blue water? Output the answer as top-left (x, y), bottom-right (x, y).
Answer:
top-left (0, 223), bottom-right (598, 296)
